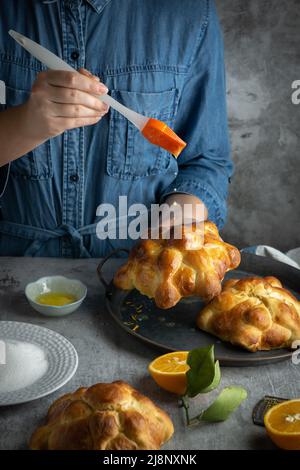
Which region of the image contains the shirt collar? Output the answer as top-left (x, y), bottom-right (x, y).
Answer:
top-left (41, 0), bottom-right (112, 14)
top-left (85, 0), bottom-right (112, 14)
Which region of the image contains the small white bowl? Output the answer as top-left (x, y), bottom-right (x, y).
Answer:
top-left (25, 276), bottom-right (87, 317)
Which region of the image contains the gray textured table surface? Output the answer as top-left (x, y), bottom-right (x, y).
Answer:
top-left (0, 257), bottom-right (298, 450)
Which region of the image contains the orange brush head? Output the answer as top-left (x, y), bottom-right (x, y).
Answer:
top-left (141, 118), bottom-right (187, 158)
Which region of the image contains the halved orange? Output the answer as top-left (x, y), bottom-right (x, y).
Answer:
top-left (264, 399), bottom-right (300, 450)
top-left (148, 351), bottom-right (189, 395)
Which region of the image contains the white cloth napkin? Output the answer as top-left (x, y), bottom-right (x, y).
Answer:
top-left (245, 245), bottom-right (300, 270)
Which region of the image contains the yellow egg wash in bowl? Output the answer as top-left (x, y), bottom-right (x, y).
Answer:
top-left (35, 292), bottom-right (78, 307)
top-left (25, 276), bottom-right (87, 316)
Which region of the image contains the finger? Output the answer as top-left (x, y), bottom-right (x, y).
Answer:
top-left (55, 115), bottom-right (103, 130)
top-left (78, 68), bottom-right (100, 81)
top-left (44, 70), bottom-right (108, 95)
top-left (48, 86), bottom-right (109, 112)
top-left (50, 103), bottom-right (107, 119)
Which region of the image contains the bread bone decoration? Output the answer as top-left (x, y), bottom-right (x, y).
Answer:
top-left (197, 276), bottom-right (300, 352)
top-left (114, 221), bottom-right (241, 309)
top-left (29, 381), bottom-right (174, 450)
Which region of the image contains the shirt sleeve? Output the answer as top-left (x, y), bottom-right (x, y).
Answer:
top-left (159, 0), bottom-right (233, 229)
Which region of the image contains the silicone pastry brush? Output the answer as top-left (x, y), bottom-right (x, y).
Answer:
top-left (9, 30), bottom-right (187, 158)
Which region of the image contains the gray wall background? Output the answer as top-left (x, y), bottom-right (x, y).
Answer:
top-left (217, 0), bottom-right (300, 251)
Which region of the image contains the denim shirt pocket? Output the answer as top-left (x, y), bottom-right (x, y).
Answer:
top-left (106, 88), bottom-right (179, 180)
top-left (4, 86), bottom-right (53, 180)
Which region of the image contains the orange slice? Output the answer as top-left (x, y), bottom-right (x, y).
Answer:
top-left (264, 399), bottom-right (300, 450)
top-left (142, 118), bottom-right (187, 158)
top-left (148, 351), bottom-right (189, 395)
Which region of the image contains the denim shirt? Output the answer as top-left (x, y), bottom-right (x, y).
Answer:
top-left (0, 0), bottom-right (232, 257)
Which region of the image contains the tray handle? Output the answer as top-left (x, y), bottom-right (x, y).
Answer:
top-left (97, 248), bottom-right (130, 289)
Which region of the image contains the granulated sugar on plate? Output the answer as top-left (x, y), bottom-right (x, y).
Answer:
top-left (0, 340), bottom-right (48, 394)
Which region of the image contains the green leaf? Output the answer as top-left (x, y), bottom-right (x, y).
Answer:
top-left (200, 360), bottom-right (221, 393)
top-left (200, 386), bottom-right (247, 422)
top-left (186, 346), bottom-right (216, 397)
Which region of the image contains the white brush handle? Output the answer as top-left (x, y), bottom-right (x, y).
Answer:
top-left (103, 95), bottom-right (148, 129)
top-left (8, 30), bottom-right (148, 130)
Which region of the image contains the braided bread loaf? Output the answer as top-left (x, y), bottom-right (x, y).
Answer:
top-left (114, 221), bottom-right (241, 309)
top-left (29, 381), bottom-right (174, 450)
top-left (197, 276), bottom-right (300, 351)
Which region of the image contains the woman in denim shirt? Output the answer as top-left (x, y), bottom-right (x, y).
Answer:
top-left (0, 0), bottom-right (232, 257)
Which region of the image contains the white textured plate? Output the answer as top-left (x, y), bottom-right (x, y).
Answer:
top-left (0, 321), bottom-right (78, 406)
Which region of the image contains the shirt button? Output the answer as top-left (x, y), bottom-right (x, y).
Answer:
top-left (71, 50), bottom-right (80, 60)
top-left (70, 174), bottom-right (79, 182)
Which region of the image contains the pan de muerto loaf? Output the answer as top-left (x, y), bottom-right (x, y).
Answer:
top-left (114, 221), bottom-right (241, 309)
top-left (29, 381), bottom-right (174, 450)
top-left (197, 276), bottom-right (300, 351)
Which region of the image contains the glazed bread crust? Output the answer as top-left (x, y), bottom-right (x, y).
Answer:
top-left (29, 381), bottom-right (174, 450)
top-left (197, 276), bottom-right (300, 352)
top-left (114, 221), bottom-right (241, 309)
